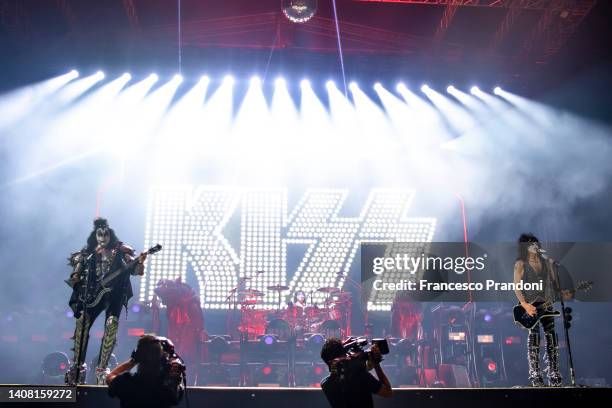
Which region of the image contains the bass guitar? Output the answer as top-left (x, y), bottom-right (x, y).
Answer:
top-left (512, 280), bottom-right (593, 329)
top-left (69, 244), bottom-right (162, 316)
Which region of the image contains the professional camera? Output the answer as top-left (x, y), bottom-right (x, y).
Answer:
top-left (331, 337), bottom-right (389, 380)
top-left (157, 337), bottom-right (187, 380)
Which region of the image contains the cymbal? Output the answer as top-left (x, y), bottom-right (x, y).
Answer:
top-left (328, 300), bottom-right (351, 305)
top-left (239, 289), bottom-right (265, 297)
top-left (317, 287), bottom-right (338, 293)
top-left (267, 285), bottom-right (289, 291)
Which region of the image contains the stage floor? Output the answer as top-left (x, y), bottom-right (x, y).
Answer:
top-left (0, 385), bottom-right (610, 407)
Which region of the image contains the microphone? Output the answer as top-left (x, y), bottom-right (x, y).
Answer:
top-left (537, 248), bottom-right (560, 265)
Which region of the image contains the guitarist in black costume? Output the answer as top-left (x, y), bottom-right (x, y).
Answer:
top-left (513, 233), bottom-right (569, 387)
top-left (65, 217), bottom-right (147, 385)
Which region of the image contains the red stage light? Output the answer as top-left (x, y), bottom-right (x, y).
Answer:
top-left (127, 328), bottom-right (145, 337)
top-left (505, 336), bottom-right (520, 345)
top-left (487, 361), bottom-right (497, 372)
top-left (262, 366), bottom-right (272, 376)
top-left (314, 366), bottom-right (323, 375)
top-left (59, 362), bottom-right (67, 370)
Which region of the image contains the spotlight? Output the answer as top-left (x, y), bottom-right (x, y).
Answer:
top-left (121, 73), bottom-right (132, 81)
top-left (493, 86), bottom-right (502, 95)
top-left (173, 74), bottom-right (183, 83)
top-left (250, 76), bottom-right (261, 86)
top-left (305, 333), bottom-right (325, 350)
top-left (261, 334), bottom-right (277, 346)
top-left (95, 71), bottom-right (105, 79)
top-left (349, 81), bottom-right (358, 91)
top-left (275, 77), bottom-right (286, 87)
top-left (300, 79), bottom-right (310, 88)
top-left (373, 82), bottom-right (382, 90)
top-left (325, 80), bottom-right (335, 89)
top-left (69, 69), bottom-right (79, 78)
top-left (41, 352), bottom-right (70, 382)
top-left (262, 366), bottom-right (273, 376)
top-left (131, 304), bottom-right (141, 313)
top-left (470, 86), bottom-right (480, 95)
top-left (421, 84), bottom-right (430, 92)
top-left (447, 85), bottom-right (456, 93)
top-left (199, 75), bottom-right (210, 84)
top-left (486, 360), bottom-right (497, 373)
top-left (223, 75), bottom-right (235, 85)
top-left (396, 82), bottom-right (406, 92)
top-left (148, 73), bottom-right (159, 82)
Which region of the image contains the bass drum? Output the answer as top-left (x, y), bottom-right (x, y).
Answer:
top-left (266, 319), bottom-right (292, 341)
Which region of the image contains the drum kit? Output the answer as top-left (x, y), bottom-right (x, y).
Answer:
top-left (229, 281), bottom-right (352, 340)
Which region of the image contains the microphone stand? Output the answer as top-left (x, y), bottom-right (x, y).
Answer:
top-left (548, 256), bottom-right (579, 387)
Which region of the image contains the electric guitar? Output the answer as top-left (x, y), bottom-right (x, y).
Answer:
top-left (512, 280), bottom-right (593, 330)
top-left (69, 244), bottom-right (162, 316)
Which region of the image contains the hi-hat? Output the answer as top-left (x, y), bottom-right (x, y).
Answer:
top-left (317, 286), bottom-right (338, 293)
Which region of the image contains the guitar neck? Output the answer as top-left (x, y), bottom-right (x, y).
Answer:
top-left (100, 257), bottom-right (140, 286)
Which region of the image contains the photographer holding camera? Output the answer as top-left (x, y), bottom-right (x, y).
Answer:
top-left (107, 334), bottom-right (185, 408)
top-left (320, 337), bottom-right (392, 408)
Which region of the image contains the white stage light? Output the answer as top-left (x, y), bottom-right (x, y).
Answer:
top-left (470, 86), bottom-right (480, 95)
top-left (494, 86), bottom-right (502, 95)
top-left (275, 77), bottom-right (286, 87)
top-left (223, 75), bottom-right (235, 85)
top-left (149, 73), bottom-right (159, 82)
top-left (447, 85), bottom-right (456, 93)
top-left (325, 80), bottom-right (335, 89)
top-left (95, 71), bottom-right (105, 79)
top-left (173, 74), bottom-right (183, 83)
top-left (300, 79), bottom-right (310, 88)
top-left (349, 81), bottom-right (358, 91)
top-left (421, 84), bottom-right (430, 92)
top-left (250, 76), bottom-right (261, 86)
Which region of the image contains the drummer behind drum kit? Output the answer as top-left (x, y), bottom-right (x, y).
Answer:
top-left (231, 282), bottom-right (352, 341)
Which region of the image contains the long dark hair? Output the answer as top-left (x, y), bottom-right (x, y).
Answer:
top-left (294, 290), bottom-right (306, 303)
top-left (134, 334), bottom-right (163, 377)
top-left (85, 218), bottom-right (120, 252)
top-left (517, 233), bottom-right (539, 261)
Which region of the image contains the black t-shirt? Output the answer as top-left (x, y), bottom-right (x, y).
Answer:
top-left (108, 372), bottom-right (182, 408)
top-left (321, 368), bottom-right (382, 408)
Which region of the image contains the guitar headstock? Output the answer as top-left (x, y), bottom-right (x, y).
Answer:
top-left (576, 280), bottom-right (593, 291)
top-left (148, 244), bottom-right (162, 255)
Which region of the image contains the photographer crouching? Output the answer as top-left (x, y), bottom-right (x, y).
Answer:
top-left (320, 337), bottom-right (392, 408)
top-left (107, 334), bottom-right (185, 408)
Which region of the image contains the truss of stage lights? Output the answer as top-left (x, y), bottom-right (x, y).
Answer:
top-left (63, 70), bottom-right (505, 96)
